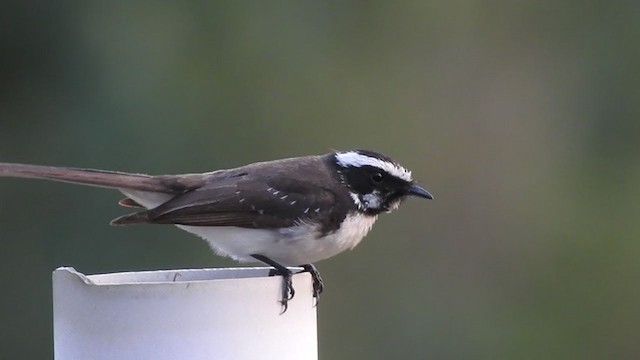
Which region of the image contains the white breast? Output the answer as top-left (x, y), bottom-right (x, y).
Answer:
top-left (120, 189), bottom-right (378, 265)
top-left (178, 213), bottom-right (378, 265)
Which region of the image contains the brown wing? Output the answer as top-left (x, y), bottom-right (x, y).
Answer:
top-left (112, 175), bottom-right (340, 229)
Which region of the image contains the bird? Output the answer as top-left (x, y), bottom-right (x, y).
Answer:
top-left (0, 150), bottom-right (432, 311)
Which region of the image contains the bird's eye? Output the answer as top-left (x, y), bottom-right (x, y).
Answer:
top-left (371, 172), bottom-right (383, 183)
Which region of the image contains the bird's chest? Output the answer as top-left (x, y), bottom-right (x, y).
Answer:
top-left (316, 213), bottom-right (378, 254)
top-left (179, 212), bottom-right (378, 266)
top-left (274, 212), bottom-right (378, 264)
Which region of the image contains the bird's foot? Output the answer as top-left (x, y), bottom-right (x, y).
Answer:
top-left (268, 267), bottom-right (295, 313)
top-left (253, 254), bottom-right (296, 313)
top-left (301, 264), bottom-right (323, 305)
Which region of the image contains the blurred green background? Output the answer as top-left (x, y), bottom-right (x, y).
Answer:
top-left (1, 1), bottom-right (639, 359)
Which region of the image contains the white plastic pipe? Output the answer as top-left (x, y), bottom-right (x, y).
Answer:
top-left (53, 267), bottom-right (317, 360)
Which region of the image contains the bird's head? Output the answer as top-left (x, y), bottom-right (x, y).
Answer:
top-left (332, 150), bottom-right (432, 215)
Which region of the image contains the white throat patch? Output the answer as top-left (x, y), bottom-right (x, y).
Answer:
top-left (335, 151), bottom-right (412, 182)
top-left (350, 191), bottom-right (383, 210)
top-left (362, 191), bottom-right (383, 208)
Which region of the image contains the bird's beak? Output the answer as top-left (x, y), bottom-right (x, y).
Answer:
top-left (407, 184), bottom-right (433, 199)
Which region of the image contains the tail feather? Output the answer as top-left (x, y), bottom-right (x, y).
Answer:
top-left (118, 198), bottom-right (143, 208)
top-left (0, 163), bottom-right (205, 193)
top-left (110, 211), bottom-right (150, 226)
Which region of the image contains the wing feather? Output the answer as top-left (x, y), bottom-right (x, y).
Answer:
top-left (116, 175), bottom-right (338, 228)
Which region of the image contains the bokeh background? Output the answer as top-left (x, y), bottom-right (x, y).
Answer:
top-left (1, 2), bottom-right (639, 359)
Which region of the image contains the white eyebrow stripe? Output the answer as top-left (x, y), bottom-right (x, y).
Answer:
top-left (335, 151), bottom-right (412, 182)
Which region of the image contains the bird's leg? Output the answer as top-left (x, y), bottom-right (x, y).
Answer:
top-left (251, 254), bottom-right (294, 313)
top-left (301, 264), bottom-right (324, 305)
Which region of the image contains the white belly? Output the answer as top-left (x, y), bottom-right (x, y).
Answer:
top-left (179, 213), bottom-right (378, 265)
top-left (120, 189), bottom-right (378, 265)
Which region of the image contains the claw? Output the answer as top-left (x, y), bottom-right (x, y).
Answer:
top-left (284, 273), bottom-right (295, 300)
top-left (301, 264), bottom-right (324, 306)
top-left (253, 255), bottom-right (323, 313)
top-left (268, 266), bottom-right (295, 313)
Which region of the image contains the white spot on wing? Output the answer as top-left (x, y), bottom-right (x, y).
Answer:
top-left (335, 151), bottom-right (412, 182)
